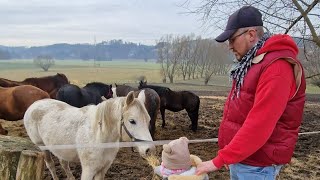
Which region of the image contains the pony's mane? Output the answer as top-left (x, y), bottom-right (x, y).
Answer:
top-left (94, 97), bottom-right (125, 134)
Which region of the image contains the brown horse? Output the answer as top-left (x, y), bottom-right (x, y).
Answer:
top-left (138, 81), bottom-right (200, 132)
top-left (0, 73), bottom-right (69, 99)
top-left (113, 84), bottom-right (160, 139)
top-left (0, 85), bottom-right (50, 121)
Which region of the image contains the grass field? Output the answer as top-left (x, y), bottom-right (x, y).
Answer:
top-left (0, 59), bottom-right (319, 94)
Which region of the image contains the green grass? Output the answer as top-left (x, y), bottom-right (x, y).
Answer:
top-left (306, 84), bottom-right (320, 94)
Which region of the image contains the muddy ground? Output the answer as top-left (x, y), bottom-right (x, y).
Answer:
top-left (1, 92), bottom-right (320, 180)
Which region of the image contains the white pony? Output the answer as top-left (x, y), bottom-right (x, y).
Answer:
top-left (24, 91), bottom-right (155, 180)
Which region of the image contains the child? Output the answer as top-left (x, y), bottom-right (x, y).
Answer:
top-left (154, 137), bottom-right (209, 180)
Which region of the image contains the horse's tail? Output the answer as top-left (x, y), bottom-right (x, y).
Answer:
top-left (23, 101), bottom-right (45, 145)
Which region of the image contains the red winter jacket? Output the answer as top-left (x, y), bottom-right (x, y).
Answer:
top-left (213, 34), bottom-right (306, 168)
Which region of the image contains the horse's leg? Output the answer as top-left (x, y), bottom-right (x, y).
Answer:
top-left (43, 151), bottom-right (59, 180)
top-left (81, 166), bottom-right (95, 180)
top-left (59, 159), bottom-right (75, 180)
top-left (149, 116), bottom-right (156, 139)
top-left (187, 109), bottom-right (199, 132)
top-left (160, 107), bottom-right (166, 128)
top-left (94, 161), bottom-right (112, 180)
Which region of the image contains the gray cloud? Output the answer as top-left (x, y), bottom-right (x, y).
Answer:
top-left (0, 0), bottom-right (210, 46)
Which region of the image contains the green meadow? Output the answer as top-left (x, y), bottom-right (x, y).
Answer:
top-left (0, 59), bottom-right (319, 94)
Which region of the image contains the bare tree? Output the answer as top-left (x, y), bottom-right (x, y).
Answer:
top-left (197, 39), bottom-right (230, 85)
top-left (181, 0), bottom-right (320, 47)
top-left (300, 44), bottom-right (320, 86)
top-left (33, 55), bottom-right (55, 71)
top-left (178, 34), bottom-right (196, 80)
top-left (157, 35), bottom-right (184, 83)
top-left (187, 36), bottom-right (202, 80)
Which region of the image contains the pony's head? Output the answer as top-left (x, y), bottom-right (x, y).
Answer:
top-left (121, 91), bottom-right (155, 157)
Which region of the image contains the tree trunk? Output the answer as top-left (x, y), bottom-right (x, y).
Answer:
top-left (170, 77), bottom-right (174, 83)
top-left (0, 135), bottom-right (44, 180)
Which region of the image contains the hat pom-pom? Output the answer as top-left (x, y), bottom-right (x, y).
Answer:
top-left (179, 137), bottom-right (189, 143)
top-left (163, 144), bottom-right (172, 153)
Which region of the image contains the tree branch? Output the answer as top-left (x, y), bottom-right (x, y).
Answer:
top-left (292, 0), bottom-right (320, 47)
top-left (285, 0), bottom-right (320, 34)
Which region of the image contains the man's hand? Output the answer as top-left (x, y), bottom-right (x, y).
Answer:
top-left (196, 160), bottom-right (219, 175)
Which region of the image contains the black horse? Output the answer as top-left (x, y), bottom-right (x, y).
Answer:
top-left (138, 80), bottom-right (200, 131)
top-left (56, 82), bottom-right (113, 108)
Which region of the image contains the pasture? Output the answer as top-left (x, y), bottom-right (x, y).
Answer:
top-left (0, 59), bottom-right (320, 179)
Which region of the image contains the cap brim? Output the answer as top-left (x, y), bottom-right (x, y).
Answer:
top-left (215, 29), bottom-right (237, 43)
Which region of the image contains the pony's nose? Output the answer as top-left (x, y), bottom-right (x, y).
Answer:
top-left (145, 146), bottom-right (156, 156)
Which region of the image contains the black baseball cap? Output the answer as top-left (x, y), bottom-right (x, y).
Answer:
top-left (215, 6), bottom-right (263, 42)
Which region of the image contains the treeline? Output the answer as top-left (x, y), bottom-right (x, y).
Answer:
top-left (0, 40), bottom-right (156, 61)
top-left (157, 34), bottom-right (233, 85)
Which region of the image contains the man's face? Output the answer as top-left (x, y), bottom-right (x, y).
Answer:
top-left (228, 28), bottom-right (256, 61)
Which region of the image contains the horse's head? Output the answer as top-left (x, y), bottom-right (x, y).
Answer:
top-left (100, 83), bottom-right (113, 99)
top-left (55, 73), bottom-right (70, 87)
top-left (138, 80), bottom-right (147, 89)
top-left (121, 91), bottom-right (155, 157)
top-left (106, 84), bottom-right (113, 99)
top-left (85, 82), bottom-right (113, 99)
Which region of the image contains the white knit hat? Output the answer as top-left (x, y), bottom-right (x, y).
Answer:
top-left (162, 137), bottom-right (191, 169)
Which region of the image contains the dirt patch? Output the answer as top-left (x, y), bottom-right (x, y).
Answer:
top-left (1, 96), bottom-right (320, 179)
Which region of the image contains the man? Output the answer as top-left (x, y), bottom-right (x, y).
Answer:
top-left (196, 6), bottom-right (306, 180)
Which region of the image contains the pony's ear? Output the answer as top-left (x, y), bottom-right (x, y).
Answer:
top-left (115, 83), bottom-right (118, 87)
top-left (126, 91), bottom-right (135, 106)
top-left (110, 84), bottom-right (112, 88)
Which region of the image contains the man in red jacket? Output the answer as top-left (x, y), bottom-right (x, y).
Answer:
top-left (196, 6), bottom-right (306, 180)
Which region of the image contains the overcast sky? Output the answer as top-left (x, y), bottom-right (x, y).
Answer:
top-left (0, 0), bottom-right (213, 47)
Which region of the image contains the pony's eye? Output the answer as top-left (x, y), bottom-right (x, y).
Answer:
top-left (129, 119), bottom-right (136, 125)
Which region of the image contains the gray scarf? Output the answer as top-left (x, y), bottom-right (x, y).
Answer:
top-left (230, 32), bottom-right (271, 98)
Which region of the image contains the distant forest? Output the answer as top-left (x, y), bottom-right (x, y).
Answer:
top-left (0, 39), bottom-right (157, 61)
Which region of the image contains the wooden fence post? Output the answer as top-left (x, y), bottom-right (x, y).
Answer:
top-left (0, 135), bottom-right (44, 180)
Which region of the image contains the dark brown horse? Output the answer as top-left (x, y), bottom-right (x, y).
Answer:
top-left (0, 73), bottom-right (69, 99)
top-left (138, 80), bottom-right (200, 132)
top-left (0, 85), bottom-right (50, 134)
top-left (113, 84), bottom-right (160, 139)
top-left (112, 83), bottom-right (138, 97)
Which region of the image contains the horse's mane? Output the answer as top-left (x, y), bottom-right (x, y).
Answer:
top-left (94, 98), bottom-right (123, 134)
top-left (0, 78), bottom-right (21, 86)
top-left (116, 84), bottom-right (137, 91)
top-left (85, 82), bottom-right (110, 89)
top-left (23, 73), bottom-right (68, 82)
top-left (139, 81), bottom-right (171, 95)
